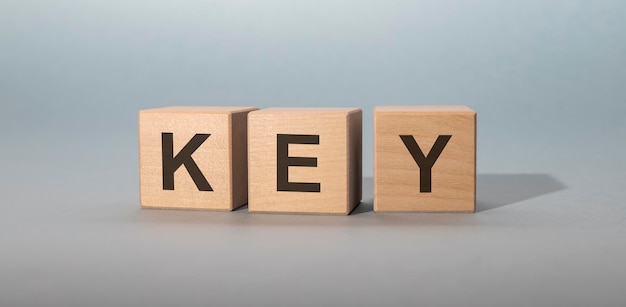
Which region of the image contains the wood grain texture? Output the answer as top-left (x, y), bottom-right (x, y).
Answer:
top-left (248, 108), bottom-right (362, 215)
top-left (139, 106), bottom-right (258, 210)
top-left (374, 105), bottom-right (476, 212)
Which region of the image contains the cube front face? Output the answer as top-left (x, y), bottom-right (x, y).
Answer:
top-left (374, 106), bottom-right (476, 212)
top-left (139, 107), bottom-right (257, 210)
top-left (248, 108), bottom-right (362, 215)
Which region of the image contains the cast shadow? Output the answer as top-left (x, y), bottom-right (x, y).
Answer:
top-left (351, 174), bottom-right (566, 214)
top-left (476, 173), bottom-right (566, 212)
top-left (129, 174), bottom-right (565, 225)
top-left (351, 177), bottom-right (373, 215)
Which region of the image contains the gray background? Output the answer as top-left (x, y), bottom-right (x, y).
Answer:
top-left (1, 0), bottom-right (625, 306)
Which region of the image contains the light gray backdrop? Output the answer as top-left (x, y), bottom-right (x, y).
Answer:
top-left (1, 1), bottom-right (625, 306)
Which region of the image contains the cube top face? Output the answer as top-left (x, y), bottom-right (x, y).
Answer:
top-left (375, 105), bottom-right (474, 113)
top-left (141, 106), bottom-right (258, 114)
top-left (374, 106), bottom-right (476, 212)
top-left (253, 107), bottom-right (362, 114)
top-left (248, 108), bottom-right (362, 215)
top-left (139, 106), bottom-right (258, 210)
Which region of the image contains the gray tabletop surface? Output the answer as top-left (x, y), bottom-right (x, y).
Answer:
top-left (2, 1), bottom-right (625, 306)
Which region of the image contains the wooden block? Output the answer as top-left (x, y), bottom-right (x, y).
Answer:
top-left (139, 106), bottom-right (258, 210)
top-left (374, 105), bottom-right (476, 212)
top-left (248, 108), bottom-right (362, 215)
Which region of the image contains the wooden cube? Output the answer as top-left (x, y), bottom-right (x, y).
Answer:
top-left (374, 106), bottom-right (476, 212)
top-left (139, 106), bottom-right (258, 210)
top-left (248, 108), bottom-right (362, 215)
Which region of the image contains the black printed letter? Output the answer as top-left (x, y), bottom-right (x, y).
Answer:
top-left (277, 134), bottom-right (320, 192)
top-left (162, 133), bottom-right (213, 191)
top-left (399, 135), bottom-right (451, 193)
